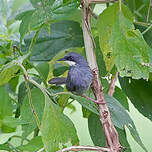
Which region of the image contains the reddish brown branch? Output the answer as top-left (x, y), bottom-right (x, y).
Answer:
top-left (81, 0), bottom-right (123, 151)
top-left (57, 146), bottom-right (110, 152)
top-left (108, 72), bottom-right (118, 96)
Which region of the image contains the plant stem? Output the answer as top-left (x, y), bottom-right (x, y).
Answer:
top-left (56, 146), bottom-right (110, 152)
top-left (146, 0), bottom-right (152, 22)
top-left (89, 0), bottom-right (118, 3)
top-left (108, 72), bottom-right (118, 96)
top-left (28, 29), bottom-right (40, 56)
top-left (119, 0), bottom-right (121, 11)
top-left (17, 62), bottom-right (41, 129)
top-left (142, 23), bottom-right (152, 35)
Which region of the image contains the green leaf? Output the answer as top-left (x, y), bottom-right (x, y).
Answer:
top-left (53, 63), bottom-right (68, 77)
top-left (97, 2), bottom-right (133, 72)
top-left (56, 92), bottom-right (147, 151)
top-left (116, 127), bottom-right (131, 152)
top-left (110, 12), bottom-right (150, 79)
top-left (16, 0), bottom-right (80, 39)
top-left (135, 24), bottom-right (152, 48)
top-left (2, 116), bottom-right (29, 128)
top-left (113, 86), bottom-right (129, 110)
top-left (0, 86), bottom-right (14, 133)
top-left (16, 10), bottom-right (35, 40)
top-left (0, 61), bottom-right (20, 86)
top-left (105, 95), bottom-right (147, 152)
top-left (22, 21), bottom-right (83, 61)
top-left (95, 37), bottom-right (107, 77)
top-left (68, 93), bottom-right (99, 115)
top-left (41, 95), bottom-right (79, 152)
top-left (0, 143), bottom-right (11, 151)
top-left (36, 62), bottom-right (49, 82)
top-left (0, 54), bottom-right (29, 86)
top-left (88, 113), bottom-right (131, 151)
top-left (105, 94), bottom-right (132, 129)
top-left (125, 0), bottom-right (151, 22)
top-left (17, 136), bottom-right (43, 152)
top-left (82, 106), bottom-right (92, 118)
top-left (0, 86), bottom-right (13, 120)
top-left (21, 88), bottom-right (45, 138)
top-left (88, 113), bottom-right (106, 146)
top-left (119, 77), bottom-right (152, 121)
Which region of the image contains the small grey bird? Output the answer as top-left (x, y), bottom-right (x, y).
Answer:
top-left (48, 52), bottom-right (93, 95)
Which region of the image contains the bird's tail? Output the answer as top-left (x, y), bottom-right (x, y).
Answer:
top-left (48, 77), bottom-right (66, 85)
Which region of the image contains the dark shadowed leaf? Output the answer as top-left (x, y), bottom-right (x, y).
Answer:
top-left (22, 21), bottom-right (83, 61)
top-left (119, 77), bottom-right (152, 121)
top-left (135, 24), bottom-right (152, 48)
top-left (21, 88), bottom-right (45, 138)
top-left (41, 95), bottom-right (79, 152)
top-left (88, 113), bottom-right (131, 151)
top-left (113, 86), bottom-right (129, 110)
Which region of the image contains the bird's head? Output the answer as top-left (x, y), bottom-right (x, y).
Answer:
top-left (57, 52), bottom-right (88, 66)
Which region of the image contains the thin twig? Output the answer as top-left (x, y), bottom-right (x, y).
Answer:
top-left (56, 146), bottom-right (110, 152)
top-left (142, 23), bottom-right (152, 35)
top-left (119, 0), bottom-right (121, 11)
top-left (89, 0), bottom-right (118, 3)
top-left (37, 147), bottom-right (45, 152)
top-left (28, 29), bottom-right (40, 57)
top-left (134, 21), bottom-right (150, 27)
top-left (146, 0), bottom-right (152, 22)
top-left (108, 72), bottom-right (118, 96)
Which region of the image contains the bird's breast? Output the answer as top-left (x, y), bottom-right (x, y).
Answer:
top-left (66, 65), bottom-right (93, 95)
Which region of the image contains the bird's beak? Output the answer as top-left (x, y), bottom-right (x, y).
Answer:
top-left (57, 57), bottom-right (66, 61)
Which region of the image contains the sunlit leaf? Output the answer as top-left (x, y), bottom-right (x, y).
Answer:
top-left (110, 12), bottom-right (150, 79)
top-left (21, 88), bottom-right (45, 138)
top-left (2, 116), bottom-right (28, 128)
top-left (41, 95), bottom-right (79, 152)
top-left (97, 3), bottom-right (133, 72)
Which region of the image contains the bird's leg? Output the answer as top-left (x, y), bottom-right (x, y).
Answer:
top-left (81, 94), bottom-right (101, 104)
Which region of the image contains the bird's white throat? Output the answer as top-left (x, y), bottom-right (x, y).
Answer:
top-left (64, 61), bottom-right (76, 66)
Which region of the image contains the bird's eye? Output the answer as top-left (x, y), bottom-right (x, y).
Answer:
top-left (67, 56), bottom-right (74, 61)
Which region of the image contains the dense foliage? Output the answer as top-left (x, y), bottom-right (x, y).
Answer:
top-left (0, 0), bottom-right (152, 151)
